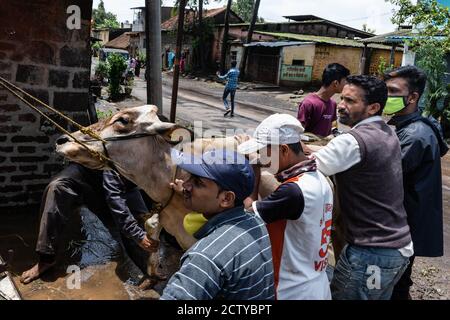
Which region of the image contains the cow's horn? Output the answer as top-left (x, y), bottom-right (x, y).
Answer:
top-left (147, 122), bottom-right (179, 135)
top-left (147, 122), bottom-right (194, 145)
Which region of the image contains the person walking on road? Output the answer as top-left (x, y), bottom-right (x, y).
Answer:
top-left (217, 61), bottom-right (240, 118)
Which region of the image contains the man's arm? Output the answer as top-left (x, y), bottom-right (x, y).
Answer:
top-left (217, 70), bottom-right (230, 80)
top-left (244, 165), bottom-right (261, 210)
top-left (249, 183), bottom-right (305, 224)
top-left (398, 130), bottom-right (428, 174)
top-left (160, 251), bottom-right (222, 300)
top-left (297, 101), bottom-right (313, 129)
top-left (313, 133), bottom-right (362, 176)
top-left (103, 171), bottom-right (155, 251)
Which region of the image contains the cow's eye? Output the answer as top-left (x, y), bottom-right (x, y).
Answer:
top-left (115, 117), bottom-right (129, 125)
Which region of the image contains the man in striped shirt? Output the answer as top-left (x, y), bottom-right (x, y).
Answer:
top-left (160, 150), bottom-right (274, 300)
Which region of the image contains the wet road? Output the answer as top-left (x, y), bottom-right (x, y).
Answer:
top-left (132, 75), bottom-right (298, 132)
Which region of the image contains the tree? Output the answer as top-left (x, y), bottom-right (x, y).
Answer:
top-left (107, 53), bottom-right (127, 101)
top-left (388, 0), bottom-right (450, 50)
top-left (388, 0), bottom-right (450, 118)
top-left (92, 0), bottom-right (120, 29)
top-left (198, 0), bottom-right (207, 72)
top-left (416, 42), bottom-right (448, 117)
top-left (240, 0), bottom-right (261, 78)
top-left (232, 0), bottom-right (255, 22)
top-left (220, 0), bottom-right (233, 74)
top-left (362, 23), bottom-right (376, 34)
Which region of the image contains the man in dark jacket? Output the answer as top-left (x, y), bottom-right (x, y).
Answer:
top-left (384, 66), bottom-right (449, 300)
top-left (20, 163), bottom-right (157, 284)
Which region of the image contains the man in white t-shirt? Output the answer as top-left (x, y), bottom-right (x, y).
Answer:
top-left (238, 114), bottom-right (333, 300)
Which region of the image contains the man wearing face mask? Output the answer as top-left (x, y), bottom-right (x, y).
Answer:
top-left (383, 66), bottom-right (449, 300)
top-left (313, 75), bottom-right (413, 300)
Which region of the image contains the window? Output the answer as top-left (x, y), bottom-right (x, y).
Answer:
top-left (292, 59), bottom-right (305, 66)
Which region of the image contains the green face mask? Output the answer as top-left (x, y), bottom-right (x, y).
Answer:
top-left (384, 96), bottom-right (408, 115)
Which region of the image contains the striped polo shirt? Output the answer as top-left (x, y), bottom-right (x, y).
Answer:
top-left (160, 207), bottom-right (275, 300)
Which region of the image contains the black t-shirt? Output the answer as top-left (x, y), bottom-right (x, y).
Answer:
top-left (255, 182), bottom-right (305, 224)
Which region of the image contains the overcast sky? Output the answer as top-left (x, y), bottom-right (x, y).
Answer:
top-left (93, 0), bottom-right (402, 34)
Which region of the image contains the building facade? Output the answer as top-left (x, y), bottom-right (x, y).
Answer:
top-left (0, 0), bottom-right (93, 210)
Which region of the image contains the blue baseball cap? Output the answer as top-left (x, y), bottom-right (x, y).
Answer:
top-left (173, 149), bottom-right (255, 204)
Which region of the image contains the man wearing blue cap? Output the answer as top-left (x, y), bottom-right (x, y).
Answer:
top-left (160, 150), bottom-right (274, 300)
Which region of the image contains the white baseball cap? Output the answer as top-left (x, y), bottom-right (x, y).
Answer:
top-left (238, 114), bottom-right (304, 154)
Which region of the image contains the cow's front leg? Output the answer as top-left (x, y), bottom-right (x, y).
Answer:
top-left (145, 214), bottom-right (165, 279)
top-left (139, 214), bottom-right (166, 290)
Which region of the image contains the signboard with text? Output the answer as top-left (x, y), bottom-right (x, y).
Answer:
top-left (280, 65), bottom-right (313, 82)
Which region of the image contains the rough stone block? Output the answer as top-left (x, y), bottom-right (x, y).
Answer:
top-left (49, 69), bottom-right (70, 88)
top-left (16, 64), bottom-right (45, 85)
top-left (53, 92), bottom-right (89, 112)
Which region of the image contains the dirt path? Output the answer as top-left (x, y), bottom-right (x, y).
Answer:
top-left (410, 153), bottom-right (450, 300)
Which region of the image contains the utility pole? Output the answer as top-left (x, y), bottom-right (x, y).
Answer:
top-left (220, 0), bottom-right (233, 74)
top-left (170, 0), bottom-right (188, 122)
top-left (240, 0), bottom-right (261, 79)
top-left (198, 0), bottom-right (206, 72)
top-left (145, 0), bottom-right (163, 113)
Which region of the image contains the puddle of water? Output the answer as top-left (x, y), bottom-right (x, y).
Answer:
top-left (0, 206), bottom-right (182, 300)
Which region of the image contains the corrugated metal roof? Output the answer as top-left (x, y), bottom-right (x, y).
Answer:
top-left (358, 29), bottom-right (413, 44)
top-left (255, 32), bottom-right (400, 50)
top-left (244, 41), bottom-right (314, 48)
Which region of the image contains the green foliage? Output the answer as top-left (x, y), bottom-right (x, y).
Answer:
top-left (137, 52), bottom-right (146, 63)
top-left (388, 0), bottom-right (450, 51)
top-left (232, 0), bottom-right (255, 22)
top-left (91, 41), bottom-right (103, 57)
top-left (124, 72), bottom-right (134, 97)
top-left (95, 61), bottom-right (108, 80)
top-left (107, 53), bottom-right (127, 101)
top-left (92, 0), bottom-right (120, 29)
top-left (92, 41), bottom-right (103, 51)
top-left (415, 40), bottom-right (448, 118)
top-left (97, 109), bottom-right (113, 120)
top-left (377, 57), bottom-right (393, 77)
top-left (388, 0), bottom-right (450, 120)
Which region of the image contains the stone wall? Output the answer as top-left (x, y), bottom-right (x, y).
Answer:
top-left (0, 0), bottom-right (93, 210)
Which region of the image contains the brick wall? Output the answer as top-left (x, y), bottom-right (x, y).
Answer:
top-left (368, 49), bottom-right (403, 76)
top-left (0, 0), bottom-right (93, 209)
top-left (312, 44), bottom-right (362, 83)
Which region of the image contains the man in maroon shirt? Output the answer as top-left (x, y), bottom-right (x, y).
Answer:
top-left (298, 63), bottom-right (350, 137)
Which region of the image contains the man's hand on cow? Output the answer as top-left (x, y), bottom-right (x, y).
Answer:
top-left (244, 197), bottom-right (255, 212)
top-left (301, 141), bottom-right (314, 156)
top-left (139, 235), bottom-right (160, 253)
top-left (170, 179), bottom-right (185, 194)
